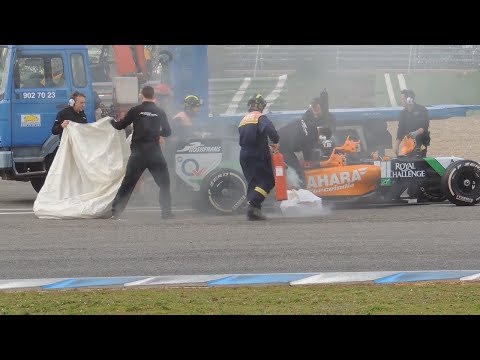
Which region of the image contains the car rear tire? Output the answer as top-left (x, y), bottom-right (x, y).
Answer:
top-left (441, 160), bottom-right (480, 206)
top-left (203, 168), bottom-right (247, 214)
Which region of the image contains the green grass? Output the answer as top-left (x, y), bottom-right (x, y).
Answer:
top-left (1, 282), bottom-right (480, 314)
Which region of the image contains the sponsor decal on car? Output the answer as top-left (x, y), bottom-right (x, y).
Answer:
top-left (232, 195), bottom-right (246, 210)
top-left (307, 167), bottom-right (367, 191)
top-left (456, 195), bottom-right (474, 203)
top-left (181, 158), bottom-right (205, 177)
top-left (381, 161), bottom-right (426, 179)
top-left (209, 171), bottom-right (232, 188)
top-left (177, 141), bottom-right (222, 153)
top-left (390, 162), bottom-right (426, 178)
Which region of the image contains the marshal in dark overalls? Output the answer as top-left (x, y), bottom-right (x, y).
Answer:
top-left (238, 94), bottom-right (280, 221)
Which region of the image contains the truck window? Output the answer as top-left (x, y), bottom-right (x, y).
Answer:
top-left (14, 55), bottom-right (65, 89)
top-left (0, 47), bottom-right (9, 98)
top-left (71, 53), bottom-right (86, 87)
top-left (48, 57), bottom-right (64, 87)
top-left (16, 57), bottom-right (45, 88)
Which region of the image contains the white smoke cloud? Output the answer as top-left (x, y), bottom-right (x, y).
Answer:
top-left (285, 166), bottom-right (302, 190)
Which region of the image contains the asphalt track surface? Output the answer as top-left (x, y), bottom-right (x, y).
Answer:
top-left (1, 180), bottom-right (479, 280)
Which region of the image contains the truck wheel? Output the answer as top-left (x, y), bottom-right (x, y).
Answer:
top-left (441, 160), bottom-right (480, 206)
top-left (203, 169), bottom-right (247, 214)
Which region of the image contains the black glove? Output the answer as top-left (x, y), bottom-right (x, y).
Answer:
top-left (110, 118), bottom-right (117, 128)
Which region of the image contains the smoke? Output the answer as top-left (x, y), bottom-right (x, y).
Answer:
top-left (127, 123), bottom-right (242, 213)
top-left (278, 189), bottom-right (332, 218)
top-left (285, 166), bottom-right (302, 190)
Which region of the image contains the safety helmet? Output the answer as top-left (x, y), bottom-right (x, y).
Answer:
top-left (247, 93), bottom-right (267, 109)
top-left (184, 94), bottom-right (203, 107)
top-left (318, 136), bottom-right (335, 157)
top-left (154, 84), bottom-right (172, 97)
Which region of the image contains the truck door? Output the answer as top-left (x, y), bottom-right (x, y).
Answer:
top-left (11, 49), bottom-right (94, 147)
top-left (11, 50), bottom-right (71, 147)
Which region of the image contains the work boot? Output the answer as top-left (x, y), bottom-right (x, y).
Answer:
top-left (162, 211), bottom-right (175, 219)
top-left (246, 204), bottom-right (267, 221)
top-left (110, 209), bottom-right (121, 220)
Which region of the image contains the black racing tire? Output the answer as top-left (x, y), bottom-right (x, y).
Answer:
top-left (203, 168), bottom-right (247, 214)
top-left (441, 160), bottom-right (480, 206)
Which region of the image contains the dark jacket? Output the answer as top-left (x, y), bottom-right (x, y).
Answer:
top-left (51, 107), bottom-right (88, 136)
top-left (111, 101), bottom-right (171, 148)
top-left (238, 110), bottom-right (279, 160)
top-left (396, 103), bottom-right (430, 146)
top-left (277, 108), bottom-right (336, 161)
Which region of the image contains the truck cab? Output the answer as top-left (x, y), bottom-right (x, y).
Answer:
top-left (0, 45), bottom-right (94, 191)
top-left (0, 44), bottom-right (209, 192)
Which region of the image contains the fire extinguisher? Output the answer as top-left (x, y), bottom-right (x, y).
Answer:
top-left (272, 150), bottom-right (288, 201)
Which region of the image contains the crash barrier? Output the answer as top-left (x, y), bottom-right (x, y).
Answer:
top-left (211, 45), bottom-right (480, 76)
top-left (201, 105), bottom-right (480, 157)
top-left (1, 270), bottom-right (480, 290)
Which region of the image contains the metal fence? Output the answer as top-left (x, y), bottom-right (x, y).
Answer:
top-left (209, 45), bottom-right (480, 76)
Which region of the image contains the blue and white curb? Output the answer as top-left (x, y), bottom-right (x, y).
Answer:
top-left (0, 270), bottom-right (479, 291)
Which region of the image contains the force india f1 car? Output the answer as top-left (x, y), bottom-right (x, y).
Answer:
top-left (174, 134), bottom-right (480, 214)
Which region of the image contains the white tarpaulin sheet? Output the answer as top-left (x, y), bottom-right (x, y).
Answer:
top-left (33, 117), bottom-right (130, 219)
top-left (280, 189), bottom-right (325, 217)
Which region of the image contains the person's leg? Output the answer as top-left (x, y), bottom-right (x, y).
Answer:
top-left (246, 159), bottom-right (275, 220)
top-left (147, 148), bottom-right (172, 218)
top-left (249, 159), bottom-right (275, 208)
top-left (240, 156), bottom-right (255, 202)
top-left (111, 151), bottom-right (146, 217)
top-left (241, 155), bottom-right (265, 220)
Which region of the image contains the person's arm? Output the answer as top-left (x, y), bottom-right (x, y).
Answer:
top-left (302, 147), bottom-right (314, 162)
top-left (111, 107), bottom-right (136, 130)
top-left (317, 113), bottom-right (336, 140)
top-left (52, 109), bottom-right (67, 135)
top-left (260, 115), bottom-right (279, 144)
top-left (258, 115), bottom-right (280, 154)
top-left (302, 121), bottom-right (320, 161)
top-left (169, 117), bottom-right (181, 140)
top-left (394, 113), bottom-right (406, 155)
top-left (158, 110), bottom-right (171, 138)
top-left (409, 106), bottom-right (429, 138)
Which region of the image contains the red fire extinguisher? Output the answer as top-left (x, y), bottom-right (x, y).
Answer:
top-left (272, 150), bottom-right (288, 201)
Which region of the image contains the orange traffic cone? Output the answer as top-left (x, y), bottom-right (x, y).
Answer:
top-left (272, 151), bottom-right (288, 201)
